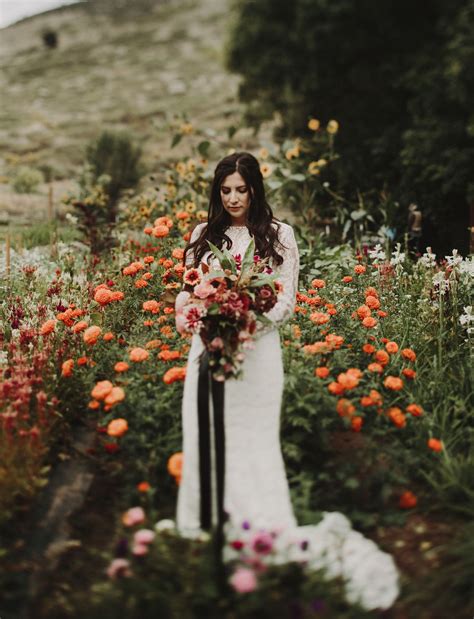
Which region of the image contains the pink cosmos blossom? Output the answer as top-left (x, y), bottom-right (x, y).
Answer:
top-left (106, 558), bottom-right (133, 579)
top-left (229, 567), bottom-right (258, 593)
top-left (131, 543), bottom-right (149, 556)
top-left (194, 280), bottom-right (215, 299)
top-left (250, 531), bottom-right (274, 555)
top-left (133, 528), bottom-right (155, 545)
top-left (122, 506), bottom-right (145, 527)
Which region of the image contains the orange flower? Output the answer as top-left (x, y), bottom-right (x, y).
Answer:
top-left (310, 311), bottom-right (330, 325)
top-left (387, 407), bottom-right (406, 428)
top-left (342, 275), bottom-right (353, 283)
top-left (369, 390), bottom-right (383, 405)
top-left (354, 264), bottom-right (366, 274)
top-left (377, 310), bottom-right (388, 317)
top-left (40, 319), bottom-right (57, 335)
top-left (144, 226), bottom-right (153, 235)
top-left (360, 396), bottom-right (375, 407)
top-left (362, 316), bottom-right (377, 328)
top-left (362, 343), bottom-right (376, 354)
top-left (88, 400), bottom-right (100, 410)
top-left (107, 418), bottom-right (129, 437)
top-left (111, 291), bottom-right (124, 302)
top-left (315, 366), bottom-right (330, 378)
top-left (137, 481), bottom-right (151, 492)
top-left (103, 332), bottom-right (115, 342)
top-left (143, 255), bottom-right (155, 264)
top-left (152, 225), bottom-right (170, 238)
top-left (94, 288), bottom-right (114, 305)
top-left (163, 366), bottom-right (186, 383)
top-left (402, 368), bottom-right (417, 380)
top-left (77, 356), bottom-right (88, 366)
top-left (303, 342), bottom-right (330, 354)
top-left (91, 380), bottom-right (113, 400)
top-left (114, 361), bottom-right (129, 373)
top-left (328, 381), bottom-right (345, 395)
top-left (123, 264), bottom-right (139, 276)
top-left (374, 349), bottom-right (390, 365)
top-left (383, 376), bottom-right (404, 391)
top-left (351, 416), bottom-right (363, 432)
top-left (83, 325), bottom-right (102, 345)
top-left (336, 398), bottom-right (355, 417)
top-left (142, 272), bottom-right (153, 281)
top-left (129, 347), bottom-right (150, 362)
top-left (143, 320), bottom-right (154, 327)
top-left (104, 386), bottom-right (126, 407)
top-left (135, 279), bottom-right (148, 288)
top-left (172, 248), bottom-right (184, 260)
top-left (368, 362), bottom-right (383, 373)
top-left (401, 348), bottom-right (417, 362)
top-left (406, 403), bottom-right (423, 417)
top-left (357, 305), bottom-right (371, 320)
top-left (399, 490), bottom-right (417, 509)
top-left (158, 349), bottom-right (182, 361)
top-left (365, 295), bottom-right (380, 309)
top-left (337, 371), bottom-right (359, 390)
top-left (325, 334), bottom-right (344, 349)
top-left (385, 341), bottom-right (398, 354)
top-left (365, 287), bottom-right (379, 298)
top-left (154, 216), bottom-right (173, 228)
top-left (143, 300), bottom-right (161, 313)
top-left (311, 279), bottom-right (326, 289)
top-left (428, 438), bottom-right (443, 452)
top-left (61, 359), bottom-right (74, 377)
top-left (167, 452), bottom-right (183, 478)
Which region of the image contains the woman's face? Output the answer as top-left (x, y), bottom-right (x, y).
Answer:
top-left (220, 171), bottom-right (252, 226)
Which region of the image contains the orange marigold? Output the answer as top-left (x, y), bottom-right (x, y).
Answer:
top-left (152, 225), bottom-right (170, 238)
top-left (336, 398), bottom-right (355, 417)
top-left (365, 295), bottom-right (380, 309)
top-left (158, 349), bottom-right (182, 361)
top-left (402, 368), bottom-right (417, 380)
top-left (328, 381), bottom-right (345, 395)
top-left (357, 305), bottom-right (371, 320)
top-left (375, 349), bottom-right (390, 365)
top-left (40, 319), bottom-right (57, 335)
top-left (61, 359), bottom-right (74, 377)
top-left (351, 416), bottom-right (363, 432)
top-left (103, 332), bottom-right (115, 342)
top-left (387, 407), bottom-right (406, 428)
top-left (362, 343), bottom-right (376, 354)
top-left (143, 300), bottom-right (161, 313)
top-left (368, 362), bottom-right (384, 373)
top-left (428, 438), bottom-right (443, 452)
top-left (342, 275), bottom-right (353, 283)
top-left (383, 375), bottom-right (404, 391)
top-left (114, 361), bottom-right (129, 373)
top-left (385, 341), bottom-right (399, 354)
top-left (364, 287), bottom-right (379, 298)
top-left (325, 334), bottom-right (344, 349)
top-left (362, 316), bottom-right (377, 328)
top-left (315, 366), bottom-right (330, 378)
top-left (303, 342), bottom-right (330, 354)
top-left (137, 481), bottom-right (151, 492)
top-left (163, 366), bottom-right (186, 384)
top-left (167, 452), bottom-right (183, 478)
top-left (401, 348), bottom-right (417, 362)
top-left (107, 418), bottom-right (129, 437)
top-left (129, 347), bottom-right (150, 362)
top-left (135, 279), bottom-right (148, 288)
top-left (310, 311), bottom-right (330, 325)
top-left (83, 325), bottom-right (102, 345)
top-left (94, 288), bottom-right (114, 305)
top-left (399, 490), bottom-right (417, 509)
top-left (311, 279), bottom-right (326, 289)
top-left (337, 372), bottom-right (360, 390)
top-left (104, 386), bottom-right (126, 407)
top-left (91, 380), bottom-right (113, 400)
top-left (406, 403), bottom-right (423, 417)
top-left (354, 264), bottom-right (366, 274)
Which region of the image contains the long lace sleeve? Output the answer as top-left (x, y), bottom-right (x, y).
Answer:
top-left (256, 224), bottom-right (300, 337)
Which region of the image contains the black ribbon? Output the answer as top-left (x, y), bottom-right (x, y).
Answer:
top-left (197, 348), bottom-right (226, 587)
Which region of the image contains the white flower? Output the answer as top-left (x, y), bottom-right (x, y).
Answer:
top-left (459, 257), bottom-right (474, 277)
top-left (445, 249), bottom-right (463, 268)
top-left (390, 243), bottom-right (405, 267)
top-left (154, 518), bottom-right (176, 532)
top-left (459, 306), bottom-right (474, 333)
top-left (368, 244), bottom-right (386, 263)
top-left (419, 247), bottom-right (437, 268)
top-left (432, 270), bottom-right (449, 295)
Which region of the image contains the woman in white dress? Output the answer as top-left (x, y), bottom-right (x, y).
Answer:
top-left (175, 151), bottom-right (299, 537)
top-left (173, 152), bottom-right (400, 610)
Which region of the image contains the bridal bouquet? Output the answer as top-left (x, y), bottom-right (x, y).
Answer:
top-left (174, 239), bottom-right (282, 381)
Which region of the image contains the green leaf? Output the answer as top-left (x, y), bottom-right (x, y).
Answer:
top-left (171, 133), bottom-right (182, 148)
top-left (197, 140), bottom-right (210, 157)
top-left (240, 238), bottom-right (256, 277)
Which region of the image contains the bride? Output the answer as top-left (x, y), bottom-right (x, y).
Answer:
top-left (173, 151), bottom-right (399, 611)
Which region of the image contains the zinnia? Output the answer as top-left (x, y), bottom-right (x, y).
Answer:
top-left (129, 347), bottom-right (150, 362)
top-left (91, 380), bottom-right (114, 400)
top-left (163, 366), bottom-right (186, 384)
top-left (428, 438), bottom-right (443, 452)
top-left (383, 376), bottom-right (404, 391)
top-left (40, 319), bottom-right (57, 335)
top-left (61, 359), bottom-right (74, 377)
top-left (83, 325), bottom-right (102, 345)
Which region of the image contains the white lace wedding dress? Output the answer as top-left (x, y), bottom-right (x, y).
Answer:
top-left (174, 221), bottom-right (399, 611)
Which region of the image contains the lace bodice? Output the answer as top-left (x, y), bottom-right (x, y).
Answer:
top-left (179, 222), bottom-right (300, 336)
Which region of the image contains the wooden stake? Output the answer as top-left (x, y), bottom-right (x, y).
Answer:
top-left (48, 183), bottom-right (54, 221)
top-left (5, 231), bottom-right (10, 278)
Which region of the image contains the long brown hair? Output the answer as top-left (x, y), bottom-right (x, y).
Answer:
top-left (182, 151), bottom-right (288, 269)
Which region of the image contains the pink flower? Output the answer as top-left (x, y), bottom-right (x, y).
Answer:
top-left (229, 567), bottom-right (258, 593)
top-left (131, 543), bottom-right (149, 556)
top-left (133, 528), bottom-right (155, 545)
top-left (250, 531), bottom-right (274, 555)
top-left (122, 506), bottom-right (145, 527)
top-left (106, 558), bottom-right (132, 579)
top-left (194, 280), bottom-right (215, 299)
top-left (209, 337), bottom-right (224, 350)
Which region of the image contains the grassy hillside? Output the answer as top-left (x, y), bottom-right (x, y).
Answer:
top-left (0, 0), bottom-right (278, 224)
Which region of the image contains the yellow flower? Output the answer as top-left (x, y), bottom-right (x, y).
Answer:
top-left (185, 201), bottom-right (197, 213)
top-left (175, 162), bottom-right (186, 175)
top-left (259, 147), bottom-right (269, 160)
top-left (180, 122), bottom-right (193, 134)
top-left (327, 120), bottom-right (339, 134)
top-left (285, 147), bottom-right (300, 160)
top-left (186, 158), bottom-right (197, 172)
top-left (260, 163), bottom-right (273, 178)
top-left (316, 158), bottom-right (328, 167)
top-left (308, 118), bottom-right (320, 131)
top-left (197, 209), bottom-right (208, 220)
top-left (308, 161), bottom-right (321, 175)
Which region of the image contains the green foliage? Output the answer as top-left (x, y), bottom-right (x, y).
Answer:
top-left (85, 130), bottom-right (144, 210)
top-left (225, 0), bottom-right (474, 253)
top-left (11, 165), bottom-right (44, 193)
